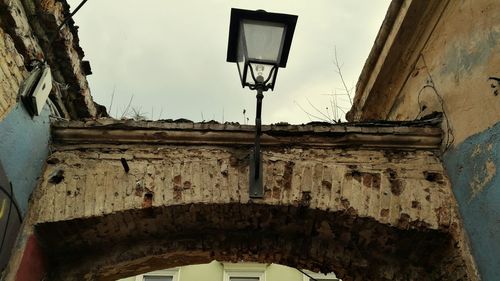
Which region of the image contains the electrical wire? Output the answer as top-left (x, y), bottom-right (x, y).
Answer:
top-left (0, 183), bottom-right (22, 256)
top-left (1, 2), bottom-right (90, 255)
top-left (415, 53), bottom-right (455, 151)
top-left (48, 0), bottom-right (90, 45)
top-left (386, 0), bottom-right (451, 117)
top-left (0, 191), bottom-right (12, 257)
top-left (0, 183), bottom-right (22, 222)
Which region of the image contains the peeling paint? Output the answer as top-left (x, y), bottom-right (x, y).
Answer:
top-left (470, 159), bottom-right (496, 200)
top-left (440, 30), bottom-right (499, 83)
top-left (444, 122), bottom-right (500, 281)
top-left (0, 104), bottom-right (51, 214)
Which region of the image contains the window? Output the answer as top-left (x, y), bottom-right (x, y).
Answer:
top-left (143, 277), bottom-right (172, 281)
top-left (301, 270), bottom-right (340, 281)
top-left (223, 263), bottom-right (266, 281)
top-left (134, 269), bottom-right (179, 281)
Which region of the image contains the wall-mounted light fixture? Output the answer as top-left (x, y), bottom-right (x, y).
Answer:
top-left (19, 62), bottom-right (53, 117)
top-left (226, 8), bottom-right (297, 198)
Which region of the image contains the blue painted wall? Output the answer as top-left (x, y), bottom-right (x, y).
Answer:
top-left (444, 122), bottom-right (500, 281)
top-left (0, 103), bottom-right (51, 215)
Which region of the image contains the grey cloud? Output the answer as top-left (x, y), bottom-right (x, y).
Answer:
top-left (68, 0), bottom-right (390, 123)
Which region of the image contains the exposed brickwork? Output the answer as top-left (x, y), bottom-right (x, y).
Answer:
top-left (9, 120), bottom-right (471, 281)
top-left (35, 147), bottom-right (452, 228)
top-left (0, 26), bottom-right (26, 120)
top-left (38, 204), bottom-right (464, 281)
top-left (0, 0), bottom-right (104, 119)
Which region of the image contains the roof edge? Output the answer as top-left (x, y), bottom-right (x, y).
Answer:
top-left (347, 0), bottom-right (448, 121)
top-left (352, 0), bottom-right (404, 110)
top-left (51, 118), bottom-right (443, 150)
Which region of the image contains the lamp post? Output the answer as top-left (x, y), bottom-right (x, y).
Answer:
top-left (226, 8), bottom-right (298, 198)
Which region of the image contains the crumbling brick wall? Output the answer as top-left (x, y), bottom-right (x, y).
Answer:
top-left (0, 0), bottom-right (103, 119)
top-left (0, 26), bottom-right (27, 120)
top-left (3, 120), bottom-right (477, 280)
top-left (20, 120), bottom-right (472, 281)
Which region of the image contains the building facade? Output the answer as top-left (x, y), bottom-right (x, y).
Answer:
top-left (0, 0), bottom-right (498, 280)
top-left (0, 0), bottom-right (104, 274)
top-left (117, 261), bottom-right (339, 281)
top-left (348, 0), bottom-right (499, 280)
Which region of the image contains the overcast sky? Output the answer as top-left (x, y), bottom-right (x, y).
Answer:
top-left (67, 0), bottom-right (390, 124)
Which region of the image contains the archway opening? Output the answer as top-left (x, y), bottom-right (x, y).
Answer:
top-left (34, 203), bottom-right (464, 281)
top-left (115, 260), bottom-right (341, 281)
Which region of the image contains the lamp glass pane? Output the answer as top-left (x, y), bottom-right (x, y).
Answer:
top-left (237, 28), bottom-right (247, 83)
top-left (242, 20), bottom-right (285, 63)
top-left (245, 63), bottom-right (274, 85)
top-left (236, 40), bottom-right (246, 81)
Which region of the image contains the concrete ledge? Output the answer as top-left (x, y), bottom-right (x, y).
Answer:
top-left (51, 118), bottom-right (443, 149)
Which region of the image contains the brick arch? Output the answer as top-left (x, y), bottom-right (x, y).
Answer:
top-left (36, 203), bottom-right (462, 281)
top-left (8, 121), bottom-right (475, 280)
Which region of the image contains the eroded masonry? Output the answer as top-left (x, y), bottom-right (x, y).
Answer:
top-left (6, 118), bottom-right (471, 281)
top-left (1, 0), bottom-right (498, 281)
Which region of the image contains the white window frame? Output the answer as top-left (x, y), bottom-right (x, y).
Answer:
top-left (135, 268), bottom-right (180, 281)
top-left (223, 263), bottom-right (267, 281)
top-left (301, 269), bottom-right (340, 281)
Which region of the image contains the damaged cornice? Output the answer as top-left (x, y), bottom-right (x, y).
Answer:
top-left (348, 0), bottom-right (449, 121)
top-left (51, 118), bottom-right (442, 150)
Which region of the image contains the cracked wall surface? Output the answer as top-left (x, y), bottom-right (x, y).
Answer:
top-left (1, 120), bottom-right (472, 281)
top-left (0, 0), bottom-right (106, 275)
top-left (0, 0), bottom-right (104, 120)
top-left (36, 147), bottom-right (452, 228)
top-left (0, 25), bottom-right (26, 120)
top-left (348, 0), bottom-right (498, 279)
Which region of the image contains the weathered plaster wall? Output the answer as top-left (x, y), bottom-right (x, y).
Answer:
top-left (0, 12), bottom-right (51, 274)
top-left (0, 0), bottom-right (97, 274)
top-left (0, 103), bottom-right (50, 274)
top-left (442, 123), bottom-right (499, 281)
top-left (0, 104), bottom-right (51, 215)
top-left (0, 9), bottom-right (49, 211)
top-left (28, 142), bottom-right (471, 281)
top-left (351, 0), bottom-right (499, 280)
top-left (385, 0), bottom-right (499, 144)
top-left (384, 2), bottom-right (499, 280)
top-left (34, 146), bottom-right (454, 228)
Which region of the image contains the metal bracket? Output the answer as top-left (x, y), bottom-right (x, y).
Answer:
top-left (249, 87), bottom-right (265, 198)
top-left (249, 148), bottom-right (263, 198)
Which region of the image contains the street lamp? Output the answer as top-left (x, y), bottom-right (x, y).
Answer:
top-left (226, 8), bottom-right (298, 198)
